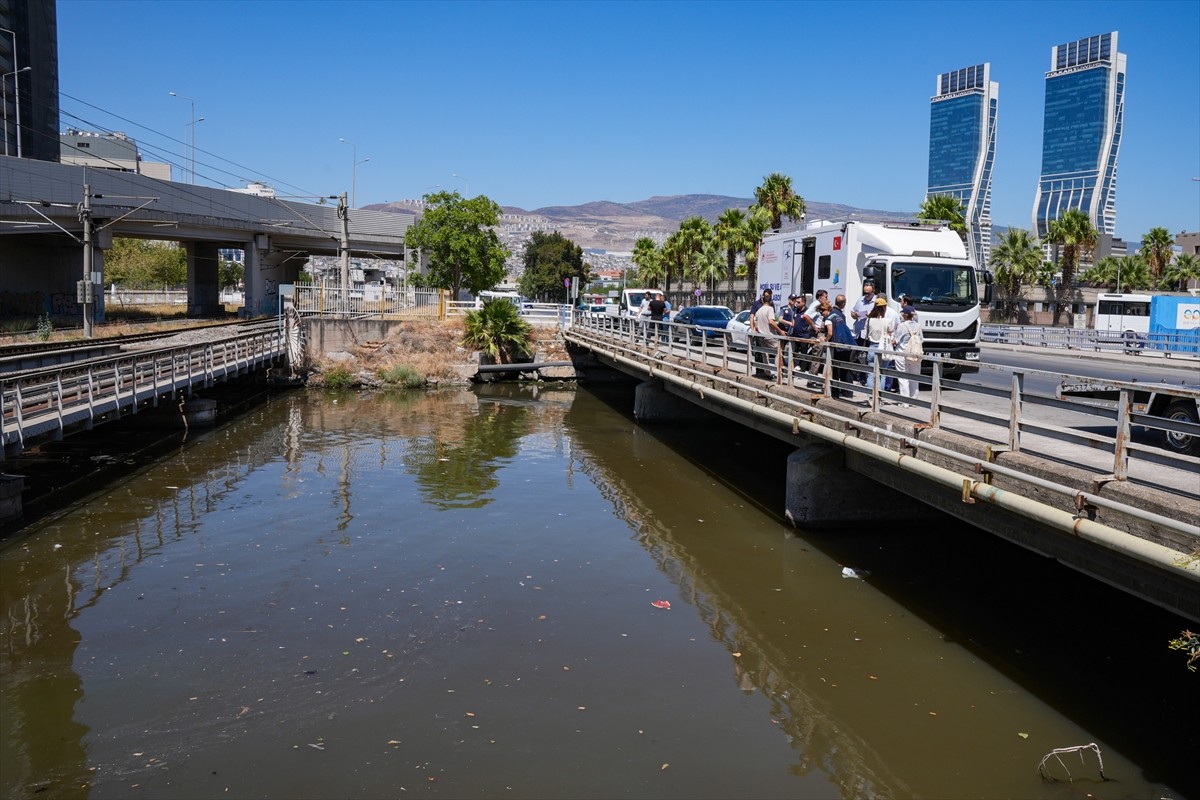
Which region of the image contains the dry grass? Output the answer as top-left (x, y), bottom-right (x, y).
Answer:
top-left (316, 320), bottom-right (569, 385)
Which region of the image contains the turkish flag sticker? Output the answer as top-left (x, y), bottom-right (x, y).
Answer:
top-left (833, 236), bottom-right (842, 251)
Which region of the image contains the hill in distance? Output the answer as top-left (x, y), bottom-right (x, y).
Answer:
top-left (367, 194), bottom-right (919, 251)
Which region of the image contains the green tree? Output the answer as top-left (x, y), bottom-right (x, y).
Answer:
top-left (404, 191), bottom-right (508, 300)
top-left (1161, 253), bottom-right (1200, 292)
top-left (219, 254), bottom-right (244, 291)
top-left (105, 238), bottom-right (187, 288)
top-left (631, 237), bottom-right (663, 287)
top-left (752, 173), bottom-right (806, 231)
top-left (712, 208), bottom-right (754, 292)
top-left (1140, 227), bottom-right (1175, 281)
top-left (691, 241), bottom-right (726, 297)
top-left (676, 215), bottom-right (713, 282)
top-left (989, 227), bottom-right (1043, 320)
top-left (517, 231), bottom-right (585, 301)
top-left (743, 205), bottom-right (773, 291)
top-left (661, 231), bottom-right (687, 297)
top-left (461, 298), bottom-right (533, 364)
top-left (1082, 255), bottom-right (1152, 292)
top-left (1045, 208), bottom-right (1098, 324)
top-left (917, 194), bottom-right (967, 240)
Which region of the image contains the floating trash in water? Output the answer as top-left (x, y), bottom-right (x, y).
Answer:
top-left (841, 567), bottom-right (867, 579)
top-left (650, 600), bottom-right (671, 609)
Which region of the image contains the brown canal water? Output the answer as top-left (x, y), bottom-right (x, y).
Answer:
top-left (1, 384), bottom-right (1194, 800)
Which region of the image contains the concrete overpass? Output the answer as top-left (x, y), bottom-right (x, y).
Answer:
top-left (0, 155), bottom-right (413, 321)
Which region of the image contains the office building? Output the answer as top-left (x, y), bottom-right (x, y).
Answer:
top-left (1032, 31), bottom-right (1126, 240)
top-left (59, 129), bottom-right (171, 179)
top-left (927, 63), bottom-right (998, 268)
top-left (1, 0), bottom-right (59, 162)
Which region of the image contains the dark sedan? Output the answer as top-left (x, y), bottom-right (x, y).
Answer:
top-left (671, 305), bottom-right (734, 343)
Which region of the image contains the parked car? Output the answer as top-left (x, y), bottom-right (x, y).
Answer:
top-left (727, 309), bottom-right (752, 349)
top-left (672, 305), bottom-right (734, 343)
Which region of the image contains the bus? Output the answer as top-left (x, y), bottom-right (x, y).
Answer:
top-left (1093, 293), bottom-right (1151, 347)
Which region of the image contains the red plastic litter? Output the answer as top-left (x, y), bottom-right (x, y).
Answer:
top-left (650, 600), bottom-right (671, 609)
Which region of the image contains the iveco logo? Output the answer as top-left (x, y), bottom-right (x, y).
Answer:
top-left (924, 320), bottom-right (955, 328)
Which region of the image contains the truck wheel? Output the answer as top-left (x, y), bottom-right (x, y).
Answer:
top-left (1161, 400), bottom-right (1200, 456)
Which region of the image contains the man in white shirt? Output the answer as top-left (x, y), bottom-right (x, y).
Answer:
top-left (753, 297), bottom-right (785, 381)
top-left (849, 282), bottom-right (876, 347)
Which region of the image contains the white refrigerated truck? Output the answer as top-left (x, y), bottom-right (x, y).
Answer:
top-left (756, 220), bottom-right (991, 375)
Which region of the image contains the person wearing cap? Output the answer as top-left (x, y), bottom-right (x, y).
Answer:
top-left (864, 295), bottom-right (897, 393)
top-left (892, 304), bottom-right (923, 405)
top-left (777, 294), bottom-right (801, 370)
top-left (850, 282), bottom-right (877, 348)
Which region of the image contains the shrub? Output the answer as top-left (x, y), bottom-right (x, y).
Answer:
top-left (461, 300), bottom-right (532, 363)
top-left (379, 364), bottom-right (424, 388)
top-left (36, 314), bottom-right (53, 341)
top-left (322, 366), bottom-right (357, 389)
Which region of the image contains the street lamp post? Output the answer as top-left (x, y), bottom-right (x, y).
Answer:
top-left (453, 173), bottom-right (469, 197)
top-left (2, 65), bottom-right (30, 157)
top-left (169, 91), bottom-right (198, 183)
top-left (1, 28), bottom-right (26, 157)
top-left (339, 138), bottom-right (370, 208)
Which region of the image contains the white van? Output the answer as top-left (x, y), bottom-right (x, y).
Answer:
top-left (476, 290), bottom-right (523, 310)
top-left (616, 288), bottom-right (658, 318)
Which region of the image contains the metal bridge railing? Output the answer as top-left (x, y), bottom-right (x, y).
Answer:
top-left (291, 283), bottom-right (443, 320)
top-left (567, 311), bottom-right (1200, 502)
top-left (981, 323), bottom-right (1200, 358)
top-left (1, 328), bottom-right (284, 458)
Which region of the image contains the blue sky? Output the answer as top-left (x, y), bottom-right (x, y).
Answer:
top-left (57, 0), bottom-right (1199, 242)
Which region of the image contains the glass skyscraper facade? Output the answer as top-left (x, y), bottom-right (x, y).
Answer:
top-left (927, 63), bottom-right (997, 268)
top-left (1032, 31), bottom-right (1126, 239)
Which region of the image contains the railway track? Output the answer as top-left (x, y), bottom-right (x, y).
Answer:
top-left (0, 319), bottom-right (279, 377)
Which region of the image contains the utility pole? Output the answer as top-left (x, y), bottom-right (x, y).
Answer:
top-left (80, 184), bottom-right (95, 337)
top-left (338, 192), bottom-right (350, 302)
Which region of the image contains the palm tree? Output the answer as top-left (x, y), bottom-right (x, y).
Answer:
top-left (461, 298), bottom-right (533, 364)
top-left (917, 194), bottom-right (967, 240)
top-left (989, 227), bottom-right (1042, 320)
top-left (1160, 253), bottom-right (1200, 292)
top-left (691, 242), bottom-right (726, 297)
top-left (1085, 255), bottom-right (1152, 292)
top-left (752, 173), bottom-right (806, 231)
top-left (631, 237), bottom-right (662, 287)
top-left (661, 232), bottom-right (686, 297)
top-left (1045, 208), bottom-right (1098, 325)
top-left (743, 205), bottom-right (772, 292)
top-left (712, 208), bottom-right (753, 292)
top-left (677, 216), bottom-right (713, 284)
top-left (1140, 227), bottom-right (1175, 280)
top-left (1083, 256), bottom-right (1123, 289)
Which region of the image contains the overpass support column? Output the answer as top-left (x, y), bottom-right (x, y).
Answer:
top-left (185, 242), bottom-right (222, 317)
top-left (784, 443), bottom-right (929, 528)
top-left (634, 379), bottom-right (711, 421)
top-left (243, 235), bottom-right (302, 318)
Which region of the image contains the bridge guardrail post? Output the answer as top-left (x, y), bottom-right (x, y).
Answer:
top-left (1009, 372), bottom-right (1022, 452)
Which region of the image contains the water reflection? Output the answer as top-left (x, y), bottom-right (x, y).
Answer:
top-left (0, 386), bottom-right (1191, 799)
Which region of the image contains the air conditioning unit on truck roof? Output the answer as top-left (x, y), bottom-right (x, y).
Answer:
top-left (756, 220), bottom-right (992, 376)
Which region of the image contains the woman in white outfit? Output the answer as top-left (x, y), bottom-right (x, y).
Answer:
top-left (864, 297), bottom-right (893, 392)
top-left (892, 305), bottom-right (923, 404)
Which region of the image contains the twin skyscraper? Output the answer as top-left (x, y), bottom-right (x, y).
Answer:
top-left (927, 31), bottom-right (1126, 268)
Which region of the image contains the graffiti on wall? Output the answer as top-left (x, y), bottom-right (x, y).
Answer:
top-left (51, 293), bottom-right (82, 317)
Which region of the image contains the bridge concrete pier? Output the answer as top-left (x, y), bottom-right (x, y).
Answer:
top-left (185, 242), bottom-right (222, 317)
top-left (634, 379), bottom-right (712, 421)
top-left (785, 443), bottom-right (932, 527)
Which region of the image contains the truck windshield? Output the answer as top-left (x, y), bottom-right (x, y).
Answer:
top-left (892, 263), bottom-right (977, 307)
